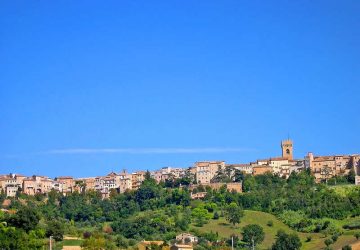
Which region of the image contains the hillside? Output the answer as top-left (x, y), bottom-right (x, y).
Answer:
top-left (191, 210), bottom-right (360, 250)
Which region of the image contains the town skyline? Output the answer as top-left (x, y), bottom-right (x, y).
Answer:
top-left (1, 138), bottom-right (359, 199)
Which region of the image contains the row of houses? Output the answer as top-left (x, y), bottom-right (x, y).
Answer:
top-left (1, 139), bottom-right (359, 197)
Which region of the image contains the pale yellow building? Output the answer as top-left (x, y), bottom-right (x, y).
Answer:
top-left (195, 161), bottom-right (225, 184)
top-left (131, 171), bottom-right (146, 189)
top-left (307, 153), bottom-right (360, 182)
top-left (23, 175), bottom-right (53, 195)
top-left (55, 176), bottom-right (74, 194)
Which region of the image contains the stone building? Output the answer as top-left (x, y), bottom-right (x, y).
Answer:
top-left (131, 171), bottom-right (146, 189)
top-left (0, 174), bottom-right (25, 197)
top-left (281, 139), bottom-right (293, 160)
top-left (23, 175), bottom-right (53, 195)
top-left (194, 161), bottom-right (225, 184)
top-left (55, 176), bottom-right (75, 194)
top-left (306, 153), bottom-right (360, 182)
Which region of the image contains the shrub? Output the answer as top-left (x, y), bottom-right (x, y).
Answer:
top-left (46, 220), bottom-right (65, 241)
top-left (128, 239), bottom-right (136, 246)
top-left (267, 220), bottom-right (273, 227)
top-left (342, 245), bottom-right (352, 250)
top-left (331, 234), bottom-right (338, 242)
top-left (103, 225), bottom-right (113, 234)
top-left (324, 238), bottom-right (333, 246)
top-left (115, 235), bottom-right (128, 248)
top-left (306, 236), bottom-right (312, 242)
top-left (355, 232), bottom-right (360, 240)
top-left (83, 231), bottom-right (92, 239)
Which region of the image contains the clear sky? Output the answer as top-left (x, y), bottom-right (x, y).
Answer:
top-left (1, 1), bottom-right (359, 177)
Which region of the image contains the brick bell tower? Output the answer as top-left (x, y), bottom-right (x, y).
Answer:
top-left (281, 139), bottom-right (293, 160)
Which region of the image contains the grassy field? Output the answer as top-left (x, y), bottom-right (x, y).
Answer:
top-left (191, 210), bottom-right (360, 250)
top-left (54, 238), bottom-right (83, 250)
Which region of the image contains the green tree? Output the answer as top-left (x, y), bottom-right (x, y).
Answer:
top-left (242, 224), bottom-right (265, 250)
top-left (8, 206), bottom-right (40, 232)
top-left (243, 175), bottom-right (257, 192)
top-left (342, 245), bottom-right (352, 250)
top-left (355, 232), bottom-right (360, 240)
top-left (192, 207), bottom-right (211, 226)
top-left (325, 238), bottom-right (333, 246)
top-left (115, 235), bottom-right (128, 248)
top-left (233, 169), bottom-right (245, 182)
top-left (211, 166), bottom-right (231, 183)
top-left (46, 220), bottom-right (65, 241)
top-left (82, 236), bottom-right (106, 249)
top-left (225, 202), bottom-right (244, 226)
top-left (322, 165), bottom-right (332, 184)
top-left (347, 169), bottom-right (355, 183)
top-left (271, 230), bottom-right (302, 250)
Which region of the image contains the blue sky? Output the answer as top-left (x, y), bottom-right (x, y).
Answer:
top-left (1, 1), bottom-right (359, 177)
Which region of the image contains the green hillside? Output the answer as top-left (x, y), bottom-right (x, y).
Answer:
top-left (191, 210), bottom-right (359, 250)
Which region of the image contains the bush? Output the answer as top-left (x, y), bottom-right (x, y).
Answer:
top-left (128, 239), bottom-right (136, 246)
top-left (324, 238), bottom-right (333, 246)
top-left (306, 236), bottom-right (312, 242)
top-left (271, 230), bottom-right (302, 250)
top-left (46, 220), bottom-right (65, 241)
top-left (115, 235), bottom-right (128, 248)
top-left (355, 232), bottom-right (360, 240)
top-left (331, 234), bottom-right (338, 242)
top-left (267, 220), bottom-right (273, 227)
top-left (83, 231), bottom-right (92, 239)
top-left (342, 245), bottom-right (352, 250)
top-left (103, 225), bottom-right (113, 234)
top-left (213, 211), bottom-right (219, 220)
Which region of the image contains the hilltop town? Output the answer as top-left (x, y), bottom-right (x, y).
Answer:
top-left (1, 139), bottom-right (359, 198)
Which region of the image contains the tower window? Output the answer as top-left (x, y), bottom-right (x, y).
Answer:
top-left (286, 149), bottom-right (290, 154)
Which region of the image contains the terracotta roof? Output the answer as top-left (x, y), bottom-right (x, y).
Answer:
top-left (56, 176), bottom-right (73, 179)
top-left (269, 157), bottom-right (288, 161)
top-left (14, 174), bottom-right (26, 177)
top-left (258, 157), bottom-right (288, 162)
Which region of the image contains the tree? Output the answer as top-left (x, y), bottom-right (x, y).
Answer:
top-left (347, 169), bottom-right (356, 183)
top-left (225, 202), bottom-right (244, 226)
top-left (115, 235), bottom-right (128, 248)
top-left (192, 207), bottom-right (211, 226)
top-left (8, 206), bottom-right (40, 232)
top-left (324, 238), bottom-right (333, 246)
top-left (242, 224), bottom-right (265, 250)
top-left (355, 232), bottom-right (360, 240)
top-left (211, 166), bottom-right (231, 183)
top-left (342, 245), bottom-right (352, 250)
top-left (46, 220), bottom-right (65, 241)
top-left (322, 165), bottom-right (332, 184)
top-left (243, 175), bottom-right (257, 192)
top-left (233, 169), bottom-right (245, 182)
top-left (82, 236), bottom-right (106, 249)
top-left (271, 230), bottom-right (302, 250)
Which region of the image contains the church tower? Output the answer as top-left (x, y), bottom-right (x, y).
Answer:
top-left (281, 139), bottom-right (293, 160)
